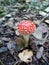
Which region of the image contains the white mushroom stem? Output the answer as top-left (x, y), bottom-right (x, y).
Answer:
top-left (23, 35), bottom-right (30, 44)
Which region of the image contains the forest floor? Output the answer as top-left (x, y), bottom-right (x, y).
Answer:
top-left (0, 3), bottom-right (49, 65)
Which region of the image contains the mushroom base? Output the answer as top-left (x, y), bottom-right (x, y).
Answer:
top-left (23, 35), bottom-right (29, 45)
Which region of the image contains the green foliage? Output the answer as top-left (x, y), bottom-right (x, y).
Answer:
top-left (3, 0), bottom-right (10, 5)
top-left (0, 7), bottom-right (4, 17)
top-left (0, 7), bottom-right (4, 13)
top-left (18, 0), bottom-right (25, 3)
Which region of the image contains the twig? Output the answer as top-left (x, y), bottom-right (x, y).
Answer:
top-left (0, 60), bottom-right (4, 65)
top-left (14, 60), bottom-right (21, 65)
top-left (42, 57), bottom-right (49, 65)
top-left (41, 13), bottom-right (49, 22)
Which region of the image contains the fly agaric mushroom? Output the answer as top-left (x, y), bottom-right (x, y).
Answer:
top-left (17, 20), bottom-right (35, 44)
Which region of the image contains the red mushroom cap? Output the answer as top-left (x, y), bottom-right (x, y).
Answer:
top-left (17, 20), bottom-right (35, 35)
